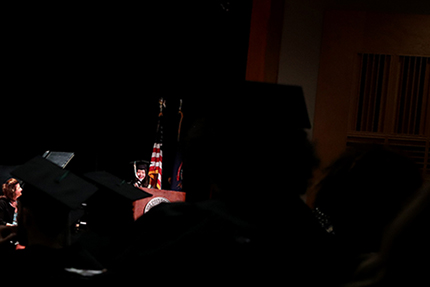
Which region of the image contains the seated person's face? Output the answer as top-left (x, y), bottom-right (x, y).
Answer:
top-left (136, 169), bottom-right (146, 180)
top-left (14, 183), bottom-right (23, 200)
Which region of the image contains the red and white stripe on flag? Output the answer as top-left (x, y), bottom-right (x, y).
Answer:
top-left (148, 142), bottom-right (163, 189)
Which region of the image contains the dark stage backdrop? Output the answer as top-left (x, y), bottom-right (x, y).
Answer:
top-left (1, 2), bottom-right (253, 186)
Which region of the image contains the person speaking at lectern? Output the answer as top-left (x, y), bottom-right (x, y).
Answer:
top-left (130, 160), bottom-right (149, 188)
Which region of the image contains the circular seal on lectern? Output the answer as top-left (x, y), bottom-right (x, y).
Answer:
top-left (144, 197), bottom-right (170, 213)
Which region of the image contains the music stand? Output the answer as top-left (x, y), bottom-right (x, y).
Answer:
top-left (42, 150), bottom-right (75, 168)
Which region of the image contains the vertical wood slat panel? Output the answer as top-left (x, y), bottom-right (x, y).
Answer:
top-left (362, 54), bottom-right (371, 130)
top-left (397, 56), bottom-right (410, 134)
top-left (368, 54), bottom-right (377, 131)
top-left (370, 55), bottom-right (381, 131)
top-left (395, 56), bottom-right (430, 135)
top-left (403, 56), bottom-right (412, 134)
top-left (416, 57), bottom-right (429, 135)
top-left (353, 55), bottom-right (428, 135)
top-left (422, 58), bottom-right (430, 136)
top-left (355, 54), bottom-right (365, 131)
top-left (374, 55), bottom-right (388, 132)
top-left (412, 57), bottom-right (422, 134)
top-left (407, 57), bottom-right (415, 134)
top-left (354, 54), bottom-right (391, 133)
top-left (395, 57), bottom-right (405, 134)
top-left (379, 55), bottom-right (391, 132)
top-left (413, 57), bottom-right (419, 134)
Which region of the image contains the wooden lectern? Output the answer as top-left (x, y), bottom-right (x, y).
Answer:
top-left (133, 187), bottom-right (186, 220)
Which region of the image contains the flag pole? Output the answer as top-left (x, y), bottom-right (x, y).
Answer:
top-left (177, 99), bottom-right (183, 142)
top-left (171, 99), bottom-right (184, 191)
top-left (148, 97), bottom-right (165, 189)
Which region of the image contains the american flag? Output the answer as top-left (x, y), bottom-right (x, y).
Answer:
top-left (148, 99), bottom-right (164, 189)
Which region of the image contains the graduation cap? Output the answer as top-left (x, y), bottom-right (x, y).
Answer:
top-left (240, 81), bottom-right (311, 129)
top-left (11, 156), bottom-right (98, 210)
top-left (200, 81), bottom-right (311, 128)
top-left (84, 171), bottom-right (152, 201)
top-left (131, 160), bottom-right (150, 171)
